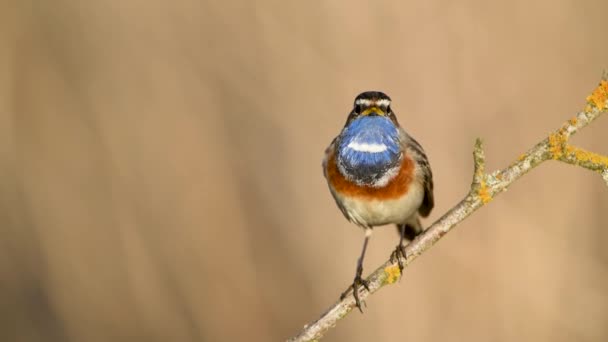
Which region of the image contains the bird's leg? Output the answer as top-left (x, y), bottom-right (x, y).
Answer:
top-left (340, 228), bottom-right (372, 313)
top-left (390, 224), bottom-right (408, 274)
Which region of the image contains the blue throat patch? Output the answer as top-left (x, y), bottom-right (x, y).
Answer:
top-left (337, 116), bottom-right (401, 185)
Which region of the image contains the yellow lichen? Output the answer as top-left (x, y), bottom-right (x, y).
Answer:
top-left (565, 146), bottom-right (608, 168)
top-left (548, 132), bottom-right (567, 159)
top-left (478, 179), bottom-right (492, 204)
top-left (383, 265), bottom-right (401, 284)
top-left (568, 117), bottom-right (578, 126)
top-left (585, 80), bottom-right (608, 111)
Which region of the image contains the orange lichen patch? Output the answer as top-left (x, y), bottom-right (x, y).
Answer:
top-left (383, 265), bottom-right (401, 284)
top-left (326, 150), bottom-right (414, 200)
top-left (568, 117), bottom-right (578, 126)
top-left (565, 146), bottom-right (608, 168)
top-left (517, 153), bottom-right (527, 161)
top-left (585, 80), bottom-right (608, 111)
top-left (548, 132), bottom-right (567, 159)
top-left (478, 179), bottom-right (492, 204)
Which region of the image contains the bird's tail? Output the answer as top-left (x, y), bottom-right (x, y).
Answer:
top-left (396, 215), bottom-right (423, 241)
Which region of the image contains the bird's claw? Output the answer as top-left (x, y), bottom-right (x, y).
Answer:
top-left (340, 274), bottom-right (370, 312)
top-left (390, 244), bottom-right (407, 274)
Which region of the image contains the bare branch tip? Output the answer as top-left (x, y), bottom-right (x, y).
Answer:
top-left (474, 138), bottom-right (484, 155)
top-left (469, 138), bottom-right (492, 203)
top-left (472, 138), bottom-right (486, 182)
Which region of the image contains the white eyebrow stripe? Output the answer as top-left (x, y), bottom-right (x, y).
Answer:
top-left (376, 99), bottom-right (391, 107)
top-left (347, 142), bottom-right (388, 153)
top-left (354, 98), bottom-right (391, 107)
top-left (355, 99), bottom-right (373, 106)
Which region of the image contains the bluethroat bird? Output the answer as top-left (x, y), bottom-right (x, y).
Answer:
top-left (323, 91), bottom-right (434, 312)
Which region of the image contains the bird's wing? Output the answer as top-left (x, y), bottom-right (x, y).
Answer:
top-left (418, 159), bottom-right (434, 217)
top-left (406, 135), bottom-right (434, 217)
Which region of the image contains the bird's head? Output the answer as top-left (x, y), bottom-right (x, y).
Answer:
top-left (345, 91), bottom-right (398, 126)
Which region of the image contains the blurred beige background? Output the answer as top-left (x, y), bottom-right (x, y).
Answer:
top-left (1, 1), bottom-right (607, 341)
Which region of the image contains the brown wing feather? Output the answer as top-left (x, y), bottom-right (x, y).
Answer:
top-left (418, 164), bottom-right (434, 217)
top-left (405, 135), bottom-right (434, 217)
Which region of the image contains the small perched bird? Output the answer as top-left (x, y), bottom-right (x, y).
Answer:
top-left (323, 91), bottom-right (434, 311)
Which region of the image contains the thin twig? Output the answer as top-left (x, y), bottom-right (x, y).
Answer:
top-left (288, 78), bottom-right (608, 342)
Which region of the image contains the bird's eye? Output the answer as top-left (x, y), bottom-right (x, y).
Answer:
top-left (386, 105), bottom-right (392, 115)
top-left (354, 104), bottom-right (362, 114)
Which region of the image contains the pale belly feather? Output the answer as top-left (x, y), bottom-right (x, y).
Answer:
top-left (331, 181), bottom-right (424, 228)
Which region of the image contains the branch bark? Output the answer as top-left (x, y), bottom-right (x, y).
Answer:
top-left (288, 78), bottom-right (608, 342)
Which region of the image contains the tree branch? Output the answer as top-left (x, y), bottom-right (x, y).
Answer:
top-left (288, 78), bottom-right (608, 342)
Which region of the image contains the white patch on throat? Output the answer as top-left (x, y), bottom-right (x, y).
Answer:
top-left (347, 141), bottom-right (388, 153)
